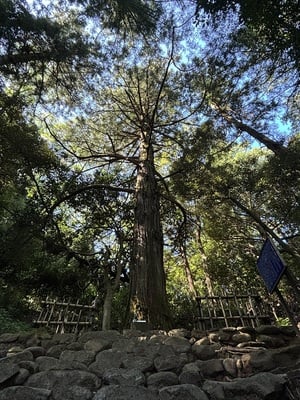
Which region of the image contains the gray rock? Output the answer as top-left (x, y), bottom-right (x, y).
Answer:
top-left (195, 358), bottom-right (224, 378)
top-left (202, 372), bottom-right (286, 400)
top-left (163, 336), bottom-right (191, 353)
top-left (242, 344), bottom-right (300, 373)
top-left (7, 345), bottom-right (24, 353)
top-left (223, 358), bottom-right (237, 377)
top-left (27, 336), bottom-right (42, 347)
top-left (93, 384), bottom-right (158, 399)
top-left (191, 329), bottom-right (206, 340)
top-left (36, 356), bottom-right (60, 371)
top-left (192, 344), bottom-right (217, 360)
top-left (66, 342), bottom-right (84, 351)
top-left (237, 326), bottom-right (256, 335)
top-left (0, 358), bottom-right (20, 383)
top-left (179, 363), bottom-right (203, 386)
top-left (52, 385), bottom-right (92, 400)
top-left (78, 330), bottom-right (121, 345)
top-left (168, 329), bottom-right (190, 338)
top-left (25, 369), bottom-right (101, 392)
top-left (256, 325), bottom-right (282, 335)
top-left (13, 367), bottom-right (30, 385)
top-left (147, 371), bottom-right (179, 389)
top-left (154, 354), bottom-right (187, 373)
top-left (103, 367), bottom-right (145, 386)
top-left (53, 333), bottom-right (77, 344)
top-left (46, 344), bottom-right (66, 358)
top-left (256, 334), bottom-right (286, 348)
top-left (122, 354), bottom-right (154, 372)
top-left (217, 331), bottom-right (233, 342)
top-left (18, 360), bottom-right (39, 374)
top-left (232, 332), bottom-right (252, 343)
top-left (36, 355), bottom-right (88, 371)
top-left (6, 349), bottom-right (34, 363)
top-left (84, 339), bottom-right (111, 353)
top-left (159, 384), bottom-right (209, 400)
top-left (112, 338), bottom-right (138, 352)
top-left (133, 341), bottom-right (175, 359)
top-left (193, 337), bottom-right (210, 345)
top-left (60, 350), bottom-right (95, 366)
top-left (26, 346), bottom-right (47, 358)
top-left (0, 386), bottom-right (51, 400)
top-left (0, 333), bottom-right (19, 343)
top-left (89, 349), bottom-right (125, 376)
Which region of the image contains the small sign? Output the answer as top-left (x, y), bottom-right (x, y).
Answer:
top-left (257, 238), bottom-right (286, 293)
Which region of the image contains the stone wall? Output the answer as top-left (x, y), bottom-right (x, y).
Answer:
top-left (0, 325), bottom-right (299, 400)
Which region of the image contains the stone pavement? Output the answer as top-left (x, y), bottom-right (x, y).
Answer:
top-left (0, 325), bottom-right (299, 399)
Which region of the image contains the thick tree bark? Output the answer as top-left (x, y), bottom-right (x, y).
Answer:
top-left (131, 135), bottom-right (172, 329)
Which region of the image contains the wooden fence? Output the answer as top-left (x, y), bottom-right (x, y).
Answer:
top-left (195, 294), bottom-right (272, 330)
top-left (34, 298), bottom-right (97, 334)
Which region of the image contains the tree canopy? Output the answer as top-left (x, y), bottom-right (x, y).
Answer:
top-left (0, 0), bottom-right (299, 329)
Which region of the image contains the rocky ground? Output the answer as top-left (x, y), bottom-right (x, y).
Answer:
top-left (0, 324), bottom-right (300, 399)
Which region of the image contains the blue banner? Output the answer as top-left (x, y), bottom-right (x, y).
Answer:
top-left (257, 238), bottom-right (286, 293)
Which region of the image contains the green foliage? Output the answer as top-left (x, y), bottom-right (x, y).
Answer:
top-left (195, 0), bottom-right (299, 71)
top-left (0, 308), bottom-right (31, 334)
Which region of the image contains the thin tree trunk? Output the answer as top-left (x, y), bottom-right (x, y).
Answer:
top-left (131, 136), bottom-right (172, 329)
top-left (179, 242), bottom-right (198, 298)
top-left (102, 277), bottom-right (112, 331)
top-left (195, 221), bottom-right (214, 296)
top-left (102, 235), bottom-right (125, 330)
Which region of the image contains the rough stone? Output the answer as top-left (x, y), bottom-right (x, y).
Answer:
top-left (0, 359), bottom-right (20, 384)
top-left (163, 336), bottom-right (191, 353)
top-left (52, 385), bottom-right (92, 400)
top-left (0, 333), bottom-right (19, 343)
top-left (36, 356), bottom-right (60, 371)
top-left (0, 325), bottom-right (299, 400)
top-left (84, 339), bottom-right (111, 353)
top-left (13, 367), bottom-right (30, 385)
top-left (89, 349), bottom-right (125, 376)
top-left (223, 357), bottom-right (238, 377)
top-left (6, 349), bottom-right (34, 363)
top-left (195, 358), bottom-right (224, 378)
top-left (93, 384), bottom-right (158, 399)
top-left (53, 333), bottom-right (77, 344)
top-left (168, 329), bottom-right (190, 338)
top-left (256, 334), bottom-right (286, 348)
top-left (103, 367), bottom-right (145, 386)
top-left (78, 330), bottom-right (121, 345)
top-left (154, 353), bottom-right (188, 373)
top-left (159, 384), bottom-right (209, 400)
top-left (147, 371), bottom-right (178, 389)
top-left (122, 354), bottom-right (154, 372)
top-left (232, 332), bottom-right (252, 343)
top-left (25, 369), bottom-right (101, 392)
top-left (203, 372), bottom-right (287, 400)
top-left (26, 346), bottom-right (47, 358)
top-left (46, 345), bottom-right (66, 358)
top-left (0, 386), bottom-right (51, 400)
top-left (60, 350), bottom-right (95, 366)
top-left (192, 343), bottom-right (218, 360)
top-left (179, 363), bottom-right (203, 386)
top-left (18, 360), bottom-right (39, 374)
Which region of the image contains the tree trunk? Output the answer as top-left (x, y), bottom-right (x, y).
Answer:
top-left (131, 135), bottom-right (172, 329)
top-left (102, 278), bottom-right (112, 331)
top-left (179, 242), bottom-right (198, 298)
top-left (195, 221), bottom-right (214, 296)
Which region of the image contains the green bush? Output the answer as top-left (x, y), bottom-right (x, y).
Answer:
top-left (0, 308), bottom-right (31, 334)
